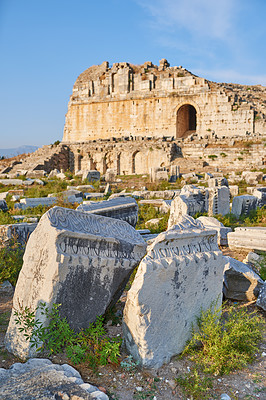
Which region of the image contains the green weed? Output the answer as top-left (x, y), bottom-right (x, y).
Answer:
top-left (182, 303), bottom-right (264, 375)
top-left (0, 237), bottom-right (25, 285)
top-left (14, 303), bottom-right (121, 371)
top-left (120, 355), bottom-right (139, 372)
top-left (176, 368), bottom-right (213, 399)
top-left (0, 211), bottom-right (16, 225)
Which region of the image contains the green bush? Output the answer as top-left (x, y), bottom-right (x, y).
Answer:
top-left (0, 211), bottom-right (16, 225)
top-left (15, 303), bottom-right (121, 371)
top-left (0, 237), bottom-right (25, 285)
top-left (182, 303), bottom-right (264, 375)
top-left (136, 204), bottom-right (169, 233)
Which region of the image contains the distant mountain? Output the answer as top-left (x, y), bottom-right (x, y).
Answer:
top-left (0, 145), bottom-right (39, 158)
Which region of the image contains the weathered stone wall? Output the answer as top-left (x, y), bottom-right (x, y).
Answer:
top-left (62, 59), bottom-right (265, 143)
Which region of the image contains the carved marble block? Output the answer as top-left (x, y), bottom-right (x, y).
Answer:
top-left (123, 215), bottom-right (225, 368)
top-left (207, 186), bottom-right (230, 216)
top-left (168, 185), bottom-right (208, 227)
top-left (231, 195), bottom-right (258, 217)
top-left (5, 206), bottom-right (146, 360)
top-left (77, 197), bottom-right (139, 227)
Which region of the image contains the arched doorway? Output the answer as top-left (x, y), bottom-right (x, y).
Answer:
top-left (176, 104), bottom-right (197, 138)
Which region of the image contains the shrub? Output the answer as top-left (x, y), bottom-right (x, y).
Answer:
top-left (182, 303), bottom-right (264, 375)
top-left (176, 368), bottom-right (213, 399)
top-left (136, 204), bottom-right (169, 233)
top-left (208, 154), bottom-right (218, 160)
top-left (0, 210), bottom-right (16, 225)
top-left (14, 303), bottom-right (121, 371)
top-left (0, 237), bottom-right (25, 285)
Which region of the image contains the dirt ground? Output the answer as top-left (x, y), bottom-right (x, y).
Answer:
top-left (0, 248), bottom-right (265, 400)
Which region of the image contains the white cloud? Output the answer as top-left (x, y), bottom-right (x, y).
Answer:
top-left (136, 0), bottom-right (236, 41)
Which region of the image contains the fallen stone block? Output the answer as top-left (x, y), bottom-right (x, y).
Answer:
top-left (5, 206), bottom-right (146, 360)
top-left (17, 197), bottom-right (57, 210)
top-left (0, 192), bottom-right (8, 200)
top-left (256, 282), bottom-right (266, 311)
top-left (168, 185), bottom-right (207, 227)
top-left (123, 215), bottom-right (225, 368)
top-left (253, 187), bottom-right (266, 207)
top-left (84, 192), bottom-right (105, 200)
top-left (228, 227), bottom-right (266, 251)
top-left (229, 185), bottom-right (239, 197)
top-left (231, 195), bottom-right (258, 217)
top-left (0, 179), bottom-right (23, 186)
top-left (242, 171), bottom-right (263, 184)
top-left (0, 223), bottom-right (37, 246)
top-left (77, 197), bottom-right (139, 227)
top-left (81, 170), bottom-right (100, 182)
top-left (197, 216), bottom-right (232, 246)
top-left (0, 199), bottom-right (8, 211)
top-left (223, 256), bottom-right (264, 301)
top-left (208, 177), bottom-right (229, 188)
top-left (105, 169), bottom-right (116, 182)
top-left (207, 186), bottom-right (230, 216)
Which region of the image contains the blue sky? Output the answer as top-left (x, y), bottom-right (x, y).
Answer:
top-left (0, 0), bottom-right (265, 148)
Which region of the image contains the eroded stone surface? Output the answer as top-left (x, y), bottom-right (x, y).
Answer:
top-left (223, 256), bottom-right (264, 301)
top-left (168, 185), bottom-right (207, 227)
top-left (77, 197), bottom-right (138, 227)
top-left (228, 227), bottom-right (266, 251)
top-left (123, 215), bottom-right (225, 368)
top-left (0, 358), bottom-right (107, 400)
top-left (5, 206), bottom-right (146, 360)
top-left (197, 216), bottom-right (232, 246)
top-left (0, 223), bottom-right (38, 246)
top-left (231, 195), bottom-right (258, 217)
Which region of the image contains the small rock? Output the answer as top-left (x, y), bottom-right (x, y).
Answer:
top-left (261, 352), bottom-right (266, 357)
top-left (136, 387), bottom-right (143, 392)
top-left (98, 386), bottom-right (107, 394)
top-left (221, 394), bottom-right (231, 400)
top-left (167, 379), bottom-right (176, 389)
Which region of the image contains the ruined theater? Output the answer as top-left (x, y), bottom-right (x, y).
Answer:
top-left (4, 59), bottom-right (266, 176)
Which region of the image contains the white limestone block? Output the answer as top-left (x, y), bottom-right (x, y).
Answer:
top-left (5, 206), bottom-right (147, 360)
top-left (123, 215), bottom-right (225, 368)
top-left (231, 195), bottom-right (258, 217)
top-left (77, 197), bottom-right (139, 227)
top-left (228, 227), bottom-right (266, 251)
top-left (197, 216), bottom-right (231, 246)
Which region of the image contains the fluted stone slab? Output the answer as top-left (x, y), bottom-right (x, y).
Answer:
top-left (123, 215), bottom-right (225, 368)
top-left (77, 197), bottom-right (138, 227)
top-left (231, 195), bottom-right (258, 217)
top-left (5, 206), bottom-right (146, 360)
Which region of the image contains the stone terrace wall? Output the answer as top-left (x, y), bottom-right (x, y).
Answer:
top-left (62, 59), bottom-right (265, 143)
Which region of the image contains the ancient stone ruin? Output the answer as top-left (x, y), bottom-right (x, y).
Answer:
top-left (1, 59), bottom-right (265, 178)
top-left (5, 206), bottom-right (147, 360)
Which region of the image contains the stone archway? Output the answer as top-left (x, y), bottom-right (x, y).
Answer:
top-left (176, 104), bottom-right (197, 138)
